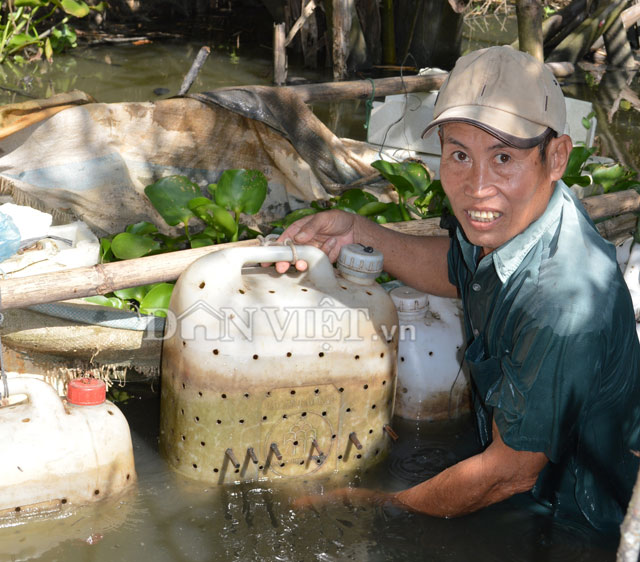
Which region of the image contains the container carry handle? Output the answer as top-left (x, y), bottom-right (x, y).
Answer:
top-left (195, 244), bottom-right (339, 289)
top-left (2, 375), bottom-right (66, 416)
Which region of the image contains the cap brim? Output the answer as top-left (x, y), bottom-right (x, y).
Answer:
top-left (421, 105), bottom-right (551, 149)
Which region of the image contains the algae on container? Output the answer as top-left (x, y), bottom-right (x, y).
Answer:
top-left (160, 244), bottom-right (398, 484)
top-left (0, 375), bottom-right (136, 520)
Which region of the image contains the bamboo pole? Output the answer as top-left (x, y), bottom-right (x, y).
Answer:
top-left (0, 190), bottom-right (637, 311)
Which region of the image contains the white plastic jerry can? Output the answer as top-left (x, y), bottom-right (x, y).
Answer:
top-left (390, 286), bottom-right (470, 421)
top-left (0, 375), bottom-right (136, 521)
top-left (160, 244), bottom-right (399, 485)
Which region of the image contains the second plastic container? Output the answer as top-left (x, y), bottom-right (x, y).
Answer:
top-left (390, 286), bottom-right (470, 421)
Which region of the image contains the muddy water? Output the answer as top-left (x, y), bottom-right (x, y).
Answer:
top-left (0, 27), bottom-right (635, 561)
top-left (0, 382), bottom-right (617, 561)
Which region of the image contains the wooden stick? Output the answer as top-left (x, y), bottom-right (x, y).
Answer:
top-left (273, 23), bottom-right (287, 86)
top-left (0, 239), bottom-right (259, 311)
top-left (285, 0), bottom-right (316, 47)
top-left (581, 189), bottom-right (640, 220)
top-left (0, 190), bottom-right (637, 311)
top-left (622, 3), bottom-right (640, 29)
top-left (281, 73), bottom-right (448, 103)
top-left (178, 46), bottom-right (211, 96)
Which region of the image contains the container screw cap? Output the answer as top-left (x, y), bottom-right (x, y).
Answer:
top-left (67, 378), bottom-right (106, 405)
top-left (390, 286), bottom-right (429, 314)
top-left (337, 244), bottom-right (384, 284)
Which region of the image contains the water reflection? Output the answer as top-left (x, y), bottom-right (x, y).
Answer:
top-left (0, 382), bottom-right (616, 562)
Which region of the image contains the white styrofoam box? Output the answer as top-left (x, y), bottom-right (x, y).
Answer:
top-left (0, 220), bottom-right (100, 278)
top-left (564, 96), bottom-right (596, 148)
top-left (0, 202), bottom-right (52, 241)
top-left (368, 93), bottom-right (597, 158)
top-left (368, 92), bottom-right (441, 155)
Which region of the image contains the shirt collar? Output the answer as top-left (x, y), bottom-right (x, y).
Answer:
top-left (456, 181), bottom-right (566, 283)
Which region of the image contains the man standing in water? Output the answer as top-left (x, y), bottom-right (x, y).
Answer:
top-left (277, 46), bottom-right (640, 533)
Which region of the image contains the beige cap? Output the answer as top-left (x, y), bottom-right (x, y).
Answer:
top-left (421, 46), bottom-right (566, 149)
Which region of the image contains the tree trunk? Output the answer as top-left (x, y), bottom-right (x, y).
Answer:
top-left (381, 0), bottom-right (396, 65)
top-left (516, 0), bottom-right (544, 60)
top-left (546, 0), bottom-right (630, 63)
top-left (332, 0), bottom-right (351, 80)
top-left (603, 11), bottom-right (637, 67)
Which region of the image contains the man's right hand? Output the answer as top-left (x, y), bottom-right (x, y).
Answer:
top-left (275, 209), bottom-right (360, 273)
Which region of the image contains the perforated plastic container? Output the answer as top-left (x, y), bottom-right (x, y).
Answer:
top-left (0, 375), bottom-right (136, 520)
top-left (390, 286), bottom-right (470, 421)
top-left (160, 244), bottom-right (398, 484)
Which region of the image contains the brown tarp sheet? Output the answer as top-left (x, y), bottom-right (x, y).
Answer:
top-left (0, 88), bottom-right (389, 236)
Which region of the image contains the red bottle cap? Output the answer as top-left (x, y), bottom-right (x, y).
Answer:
top-left (67, 378), bottom-right (106, 405)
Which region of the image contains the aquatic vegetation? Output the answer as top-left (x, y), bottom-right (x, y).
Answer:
top-left (0, 0), bottom-right (105, 63)
top-left (273, 159), bottom-right (449, 231)
top-left (88, 170), bottom-right (267, 315)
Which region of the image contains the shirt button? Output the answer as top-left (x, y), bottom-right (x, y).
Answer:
top-left (473, 328), bottom-right (480, 337)
top-left (472, 283), bottom-right (481, 292)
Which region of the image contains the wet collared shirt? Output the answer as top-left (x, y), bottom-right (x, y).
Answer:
top-left (448, 180), bottom-right (640, 533)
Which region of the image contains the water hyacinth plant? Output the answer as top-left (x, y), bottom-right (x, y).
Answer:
top-left (89, 169), bottom-right (268, 316)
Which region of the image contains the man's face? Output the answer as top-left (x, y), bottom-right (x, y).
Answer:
top-left (439, 123), bottom-right (568, 255)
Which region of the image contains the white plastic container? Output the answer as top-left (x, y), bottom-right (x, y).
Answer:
top-left (160, 244), bottom-right (399, 485)
top-left (624, 241), bottom-right (640, 341)
top-left (0, 375), bottom-right (136, 521)
top-left (390, 286), bottom-right (470, 421)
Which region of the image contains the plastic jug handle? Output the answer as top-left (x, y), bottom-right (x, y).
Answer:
top-left (4, 376), bottom-right (66, 416)
top-left (202, 245), bottom-right (339, 288)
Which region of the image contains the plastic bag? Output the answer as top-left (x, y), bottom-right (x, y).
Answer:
top-left (0, 211), bottom-right (21, 262)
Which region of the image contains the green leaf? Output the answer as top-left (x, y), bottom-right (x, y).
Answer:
top-left (272, 207), bottom-right (319, 229)
top-left (144, 175), bottom-right (201, 227)
top-left (371, 160), bottom-right (430, 200)
top-left (14, 0), bottom-right (48, 7)
top-left (111, 232), bottom-right (161, 260)
top-left (563, 146), bottom-right (595, 177)
top-left (126, 221), bottom-right (158, 235)
top-left (606, 180), bottom-right (640, 193)
top-left (335, 188), bottom-right (376, 211)
top-left (189, 234), bottom-right (216, 248)
top-left (357, 201), bottom-right (390, 216)
top-left (188, 197), bottom-right (237, 238)
top-left (139, 283), bottom-right (174, 317)
top-left (561, 175), bottom-right (592, 188)
top-left (154, 233), bottom-right (188, 252)
top-left (44, 37), bottom-right (53, 60)
top-left (84, 295), bottom-right (127, 310)
top-left (377, 203), bottom-right (404, 223)
top-left (99, 237), bottom-right (114, 262)
top-left (213, 169), bottom-right (267, 215)
top-left (113, 284), bottom-right (153, 302)
top-left (589, 163), bottom-right (630, 192)
top-left (55, 0), bottom-right (91, 17)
